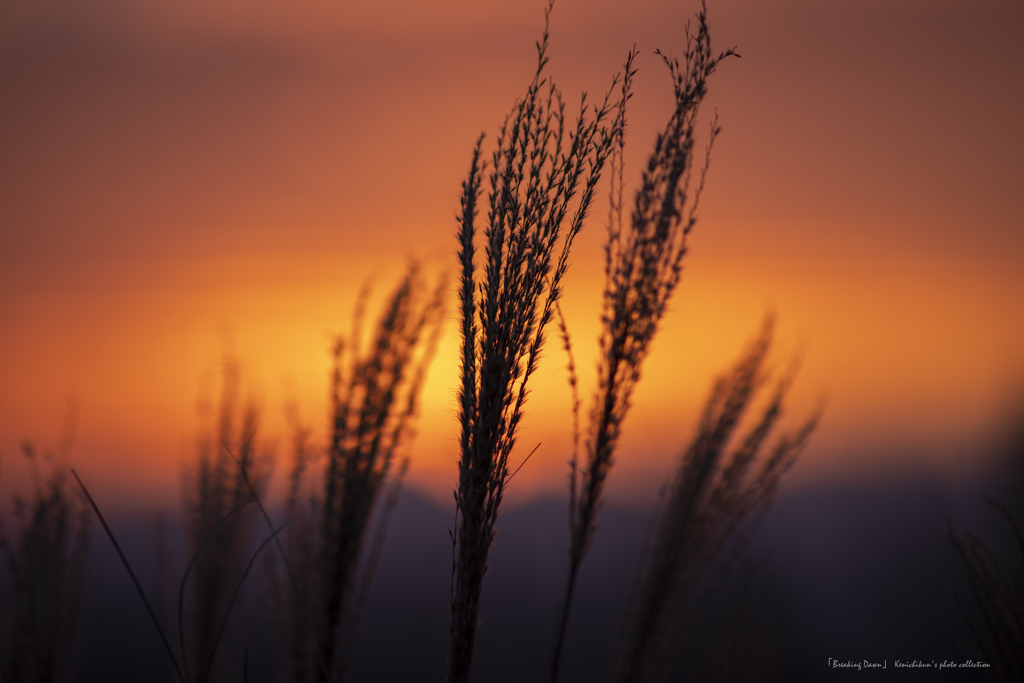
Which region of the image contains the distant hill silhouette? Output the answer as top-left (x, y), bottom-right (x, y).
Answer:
top-left (73, 472), bottom-right (1001, 682)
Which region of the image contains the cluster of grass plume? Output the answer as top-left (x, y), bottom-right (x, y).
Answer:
top-left (949, 498), bottom-right (1024, 683)
top-left (0, 443), bottom-right (89, 683)
top-left (67, 265), bottom-right (443, 683)
top-left (41, 3), bottom-right (825, 681)
top-left (448, 3), bottom-right (816, 681)
top-left (271, 262), bottom-right (445, 683)
top-left (448, 1), bottom-right (628, 679)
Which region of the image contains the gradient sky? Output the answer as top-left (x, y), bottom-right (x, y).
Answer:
top-left (1, 0), bottom-right (1022, 509)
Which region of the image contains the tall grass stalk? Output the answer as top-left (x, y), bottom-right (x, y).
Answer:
top-left (614, 318), bottom-right (818, 683)
top-left (449, 2), bottom-right (626, 679)
top-left (274, 263), bottom-right (445, 683)
top-left (550, 6), bottom-right (736, 680)
top-left (182, 358), bottom-right (271, 683)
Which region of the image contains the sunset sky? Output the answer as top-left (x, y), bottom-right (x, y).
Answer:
top-left (1, 0), bottom-right (1022, 510)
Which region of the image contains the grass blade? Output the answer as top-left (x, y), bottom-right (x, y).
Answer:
top-left (71, 469), bottom-right (185, 683)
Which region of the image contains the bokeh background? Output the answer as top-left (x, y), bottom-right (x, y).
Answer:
top-left (1, 0), bottom-right (1022, 679)
top-left (3, 0), bottom-right (1022, 506)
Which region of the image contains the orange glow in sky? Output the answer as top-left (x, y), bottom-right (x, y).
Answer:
top-left (2, 0), bottom-right (1022, 509)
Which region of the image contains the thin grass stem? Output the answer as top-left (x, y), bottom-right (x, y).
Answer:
top-left (178, 498), bottom-right (253, 682)
top-left (203, 519), bottom-right (293, 683)
top-left (71, 469), bottom-right (185, 683)
top-left (226, 446), bottom-right (332, 683)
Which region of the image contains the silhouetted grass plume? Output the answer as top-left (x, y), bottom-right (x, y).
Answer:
top-left (551, 5), bottom-right (738, 678)
top-left (448, 2), bottom-right (627, 681)
top-left (614, 318), bottom-right (818, 683)
top-left (272, 263), bottom-right (445, 683)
